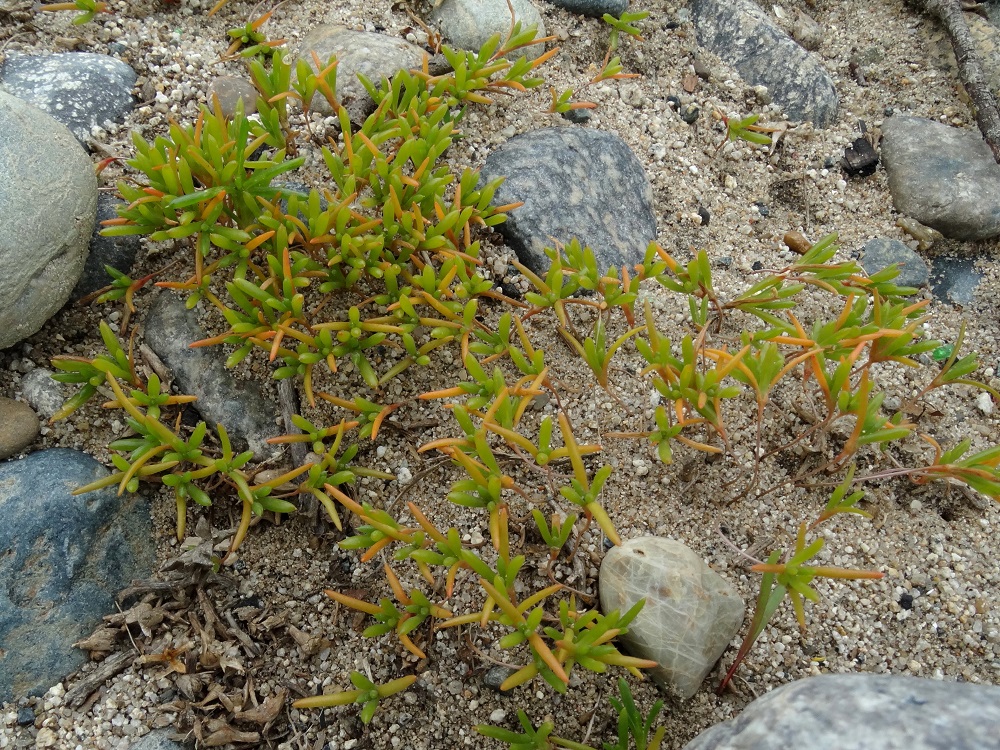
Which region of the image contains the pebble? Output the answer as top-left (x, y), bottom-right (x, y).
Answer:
top-left (479, 127), bottom-right (657, 275)
top-left (143, 293), bottom-right (283, 459)
top-left (0, 449), bottom-right (155, 701)
top-left (977, 392), bottom-right (994, 415)
top-left (0, 90), bottom-right (96, 350)
top-left (205, 75), bottom-right (258, 118)
top-left (72, 194), bottom-right (143, 301)
top-left (599, 537), bottom-right (744, 699)
top-left (429, 0), bottom-right (547, 61)
top-left (545, 0), bottom-right (627, 17)
top-left (882, 116), bottom-right (1000, 240)
top-left (691, 0), bottom-right (839, 126)
top-left (682, 673), bottom-right (1000, 749)
top-left (482, 665), bottom-right (516, 691)
top-left (19, 368), bottom-right (65, 421)
top-left (294, 26), bottom-right (426, 123)
top-left (0, 396), bottom-right (39, 460)
top-left (860, 237), bottom-right (930, 289)
top-left (0, 52), bottom-right (136, 147)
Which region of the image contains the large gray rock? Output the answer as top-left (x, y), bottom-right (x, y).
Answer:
top-left (143, 293), bottom-right (282, 459)
top-left (0, 52), bottom-right (136, 146)
top-left (430, 0), bottom-right (547, 61)
top-left (479, 127), bottom-right (656, 274)
top-left (691, 0), bottom-right (839, 127)
top-left (683, 673), bottom-right (1000, 750)
top-left (0, 90), bottom-right (96, 350)
top-left (294, 26), bottom-right (426, 122)
top-left (599, 537), bottom-right (744, 700)
top-left (882, 116), bottom-right (1000, 241)
top-left (0, 449), bottom-right (155, 701)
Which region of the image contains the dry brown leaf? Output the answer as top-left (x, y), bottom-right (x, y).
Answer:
top-left (175, 674), bottom-right (204, 701)
top-left (234, 690), bottom-right (287, 725)
top-left (139, 645), bottom-right (188, 676)
top-left (682, 73), bottom-right (699, 93)
top-left (287, 625), bottom-right (331, 657)
top-left (73, 627), bottom-right (120, 653)
top-left (204, 724), bottom-right (260, 747)
top-left (125, 602), bottom-right (166, 638)
top-left (218, 654), bottom-right (246, 675)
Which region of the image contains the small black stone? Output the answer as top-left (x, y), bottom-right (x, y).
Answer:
top-left (697, 206), bottom-right (711, 225)
top-left (899, 592), bottom-right (914, 610)
top-left (680, 104), bottom-right (700, 124)
top-left (17, 707), bottom-right (34, 726)
top-left (751, 260), bottom-right (764, 271)
top-left (666, 96), bottom-right (681, 110)
top-left (841, 137), bottom-right (879, 177)
top-left (561, 108), bottom-right (592, 124)
top-left (753, 202), bottom-right (770, 217)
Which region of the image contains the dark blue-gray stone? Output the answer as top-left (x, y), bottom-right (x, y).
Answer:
top-left (860, 237), bottom-right (929, 289)
top-left (682, 673), bottom-right (1000, 750)
top-left (0, 52), bottom-right (136, 146)
top-left (882, 117), bottom-right (1000, 241)
top-left (72, 194), bottom-right (142, 301)
top-left (931, 257), bottom-right (984, 307)
top-left (0, 90), bottom-right (96, 350)
top-left (544, 0), bottom-right (627, 18)
top-left (0, 449), bottom-right (155, 701)
top-left (479, 127), bottom-right (656, 275)
top-left (143, 293), bottom-right (282, 459)
top-left (690, 0), bottom-right (839, 127)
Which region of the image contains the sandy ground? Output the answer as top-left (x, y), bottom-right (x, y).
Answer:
top-left (2, 0), bottom-right (1000, 748)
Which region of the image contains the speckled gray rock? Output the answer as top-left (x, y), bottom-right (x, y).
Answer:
top-left (882, 117), bottom-right (1000, 241)
top-left (479, 127), bottom-right (656, 274)
top-left (206, 76), bottom-right (258, 118)
top-left (430, 0), bottom-right (547, 61)
top-left (0, 90), bottom-right (96, 350)
top-left (682, 673), bottom-right (1000, 750)
top-left (126, 729), bottom-right (191, 750)
top-left (0, 449), bottom-right (155, 701)
top-left (143, 293), bottom-right (282, 459)
top-left (545, 0), bottom-right (627, 18)
top-left (691, 0), bottom-right (838, 126)
top-left (72, 194), bottom-right (142, 301)
top-left (599, 537), bottom-right (744, 700)
top-left (0, 52), bottom-right (136, 146)
top-left (19, 368), bottom-right (66, 420)
top-left (931, 257), bottom-right (984, 307)
top-left (0, 396), bottom-right (39, 460)
top-left (860, 237), bottom-right (929, 289)
top-left (294, 26), bottom-right (426, 122)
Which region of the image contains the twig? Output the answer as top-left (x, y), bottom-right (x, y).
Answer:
top-left (64, 650), bottom-right (134, 708)
top-left (918, 0), bottom-right (1000, 162)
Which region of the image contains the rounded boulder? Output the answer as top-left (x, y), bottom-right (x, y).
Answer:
top-left (0, 90), bottom-right (96, 350)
